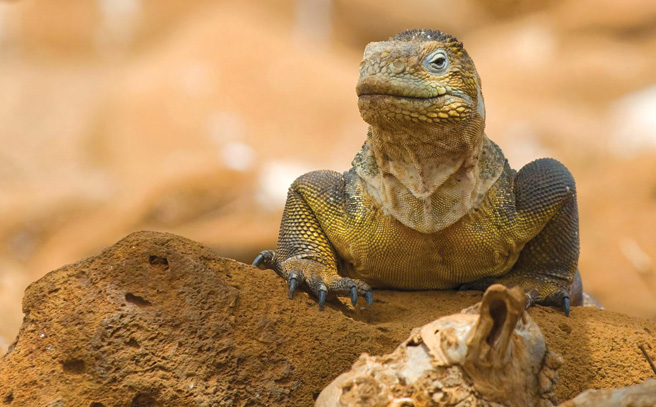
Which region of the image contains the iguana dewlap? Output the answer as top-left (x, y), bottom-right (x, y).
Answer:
top-left (254, 29), bottom-right (581, 315)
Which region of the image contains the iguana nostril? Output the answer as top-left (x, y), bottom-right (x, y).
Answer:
top-left (391, 60), bottom-right (405, 74)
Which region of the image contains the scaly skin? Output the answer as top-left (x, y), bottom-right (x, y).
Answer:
top-left (254, 30), bottom-right (581, 314)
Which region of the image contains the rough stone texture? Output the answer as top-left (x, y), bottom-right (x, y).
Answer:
top-left (0, 231), bottom-right (655, 406)
top-left (560, 379), bottom-right (656, 407)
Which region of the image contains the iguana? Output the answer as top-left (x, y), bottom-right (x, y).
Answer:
top-left (253, 29), bottom-right (581, 315)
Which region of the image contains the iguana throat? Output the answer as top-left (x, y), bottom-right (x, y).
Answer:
top-left (353, 121), bottom-right (504, 234)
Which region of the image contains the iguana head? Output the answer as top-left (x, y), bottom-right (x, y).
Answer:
top-left (356, 29), bottom-right (485, 128)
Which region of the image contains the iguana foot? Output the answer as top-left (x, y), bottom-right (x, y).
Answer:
top-left (459, 277), bottom-right (574, 316)
top-left (253, 251), bottom-right (373, 310)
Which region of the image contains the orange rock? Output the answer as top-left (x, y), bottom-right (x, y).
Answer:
top-left (0, 231), bottom-right (654, 405)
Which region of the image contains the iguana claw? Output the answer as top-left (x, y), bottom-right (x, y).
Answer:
top-left (288, 276), bottom-right (298, 299)
top-left (319, 289), bottom-right (327, 310)
top-left (252, 253), bottom-right (265, 268)
top-left (365, 290), bottom-right (373, 306)
top-left (563, 296), bottom-right (570, 317)
top-left (350, 287), bottom-right (358, 306)
top-left (252, 250), bottom-right (277, 272)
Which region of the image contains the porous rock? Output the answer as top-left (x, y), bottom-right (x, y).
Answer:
top-left (560, 379), bottom-right (656, 407)
top-left (0, 231), bottom-right (397, 406)
top-left (0, 231), bottom-right (655, 406)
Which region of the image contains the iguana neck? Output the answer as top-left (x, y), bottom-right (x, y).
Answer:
top-left (353, 122), bottom-right (504, 233)
top-left (368, 123), bottom-right (483, 198)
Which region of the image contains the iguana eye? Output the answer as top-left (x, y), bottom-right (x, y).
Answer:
top-left (425, 51), bottom-right (449, 73)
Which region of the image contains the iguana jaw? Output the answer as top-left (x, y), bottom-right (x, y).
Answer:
top-left (356, 91), bottom-right (471, 128)
top-left (356, 77), bottom-right (454, 125)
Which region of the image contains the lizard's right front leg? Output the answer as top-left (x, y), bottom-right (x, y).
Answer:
top-left (253, 172), bottom-right (372, 310)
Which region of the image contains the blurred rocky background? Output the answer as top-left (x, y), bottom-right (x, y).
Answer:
top-left (0, 0), bottom-right (655, 354)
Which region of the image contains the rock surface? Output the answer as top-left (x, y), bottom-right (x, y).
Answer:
top-left (0, 231), bottom-right (655, 406)
top-left (560, 379), bottom-right (656, 407)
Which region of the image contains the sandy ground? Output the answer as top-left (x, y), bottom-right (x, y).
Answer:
top-left (0, 0), bottom-right (655, 354)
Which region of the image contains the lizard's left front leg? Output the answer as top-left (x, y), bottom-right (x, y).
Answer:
top-left (253, 171), bottom-right (373, 310)
top-left (462, 158), bottom-right (581, 315)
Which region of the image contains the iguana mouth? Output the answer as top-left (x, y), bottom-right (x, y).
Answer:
top-left (357, 93), bottom-right (444, 101)
top-left (356, 77), bottom-right (447, 100)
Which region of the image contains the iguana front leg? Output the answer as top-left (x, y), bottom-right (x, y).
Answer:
top-left (253, 172), bottom-right (373, 310)
top-left (461, 158), bottom-right (581, 316)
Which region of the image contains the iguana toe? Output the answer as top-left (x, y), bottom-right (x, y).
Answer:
top-left (365, 290), bottom-right (373, 307)
top-left (350, 286), bottom-right (358, 306)
top-left (252, 250), bottom-right (277, 272)
top-left (318, 287), bottom-right (327, 310)
top-left (252, 253), bottom-right (265, 267)
top-left (309, 276), bottom-right (373, 310)
top-left (288, 274), bottom-right (302, 299)
top-left (533, 287), bottom-right (573, 317)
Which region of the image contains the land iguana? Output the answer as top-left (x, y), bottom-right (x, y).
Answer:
top-left (253, 29), bottom-right (581, 315)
